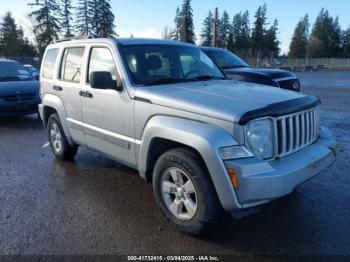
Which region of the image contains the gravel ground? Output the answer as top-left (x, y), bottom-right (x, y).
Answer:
top-left (0, 71), bottom-right (349, 258)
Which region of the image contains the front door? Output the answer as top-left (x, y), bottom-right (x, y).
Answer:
top-left (81, 45), bottom-right (136, 167)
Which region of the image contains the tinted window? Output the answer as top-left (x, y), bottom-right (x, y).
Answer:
top-left (121, 45), bottom-right (224, 86)
top-left (204, 50), bottom-right (249, 69)
top-left (88, 47), bottom-right (118, 81)
top-left (42, 48), bottom-right (59, 79)
top-left (61, 47), bottom-right (85, 83)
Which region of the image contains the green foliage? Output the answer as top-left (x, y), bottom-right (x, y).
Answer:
top-left (289, 15), bottom-right (309, 58)
top-left (265, 19), bottom-right (280, 58)
top-left (76, 0), bottom-right (91, 35)
top-left (0, 12), bottom-right (36, 57)
top-left (60, 0), bottom-right (73, 37)
top-left (172, 7), bottom-right (181, 41)
top-left (28, 0), bottom-right (61, 54)
top-left (179, 0), bottom-right (195, 43)
top-left (200, 11), bottom-right (214, 46)
top-left (250, 3), bottom-right (267, 58)
top-left (217, 11), bottom-right (231, 48)
top-left (307, 8), bottom-right (342, 58)
top-left (341, 27), bottom-right (350, 58)
top-left (89, 0), bottom-right (116, 37)
top-left (230, 11), bottom-right (250, 57)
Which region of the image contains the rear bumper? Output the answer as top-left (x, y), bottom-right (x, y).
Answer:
top-left (224, 127), bottom-right (337, 210)
top-left (0, 100), bottom-right (40, 116)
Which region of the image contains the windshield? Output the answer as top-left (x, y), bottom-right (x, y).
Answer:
top-left (204, 49), bottom-right (249, 69)
top-left (0, 61), bottom-right (32, 82)
top-left (120, 45), bottom-right (225, 86)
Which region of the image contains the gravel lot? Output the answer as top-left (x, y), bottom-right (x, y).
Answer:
top-left (0, 71), bottom-right (349, 257)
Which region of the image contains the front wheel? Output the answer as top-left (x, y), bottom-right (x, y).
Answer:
top-left (153, 148), bottom-right (222, 235)
top-left (47, 113), bottom-right (78, 161)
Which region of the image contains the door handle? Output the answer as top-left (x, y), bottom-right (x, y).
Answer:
top-left (53, 85), bottom-right (63, 91)
top-left (79, 90), bottom-right (93, 98)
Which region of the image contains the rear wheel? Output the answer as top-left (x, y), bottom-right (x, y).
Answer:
top-left (153, 148), bottom-right (222, 235)
top-left (47, 113), bottom-right (78, 160)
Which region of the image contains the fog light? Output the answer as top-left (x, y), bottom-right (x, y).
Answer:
top-left (227, 168), bottom-right (239, 189)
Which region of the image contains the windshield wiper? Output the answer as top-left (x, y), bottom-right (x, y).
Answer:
top-left (192, 75), bottom-right (226, 81)
top-left (221, 65), bottom-right (248, 69)
top-left (144, 78), bottom-right (194, 86)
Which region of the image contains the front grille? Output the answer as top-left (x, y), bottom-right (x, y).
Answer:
top-left (277, 78), bottom-right (301, 91)
top-left (275, 107), bottom-right (319, 158)
top-left (0, 93), bottom-right (36, 102)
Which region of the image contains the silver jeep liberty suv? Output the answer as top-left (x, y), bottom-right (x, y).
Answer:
top-left (39, 37), bottom-right (337, 235)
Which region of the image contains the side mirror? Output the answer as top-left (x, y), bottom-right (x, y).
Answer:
top-left (90, 71), bottom-right (122, 91)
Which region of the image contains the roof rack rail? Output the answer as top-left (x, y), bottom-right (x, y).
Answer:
top-left (51, 34), bottom-right (97, 44)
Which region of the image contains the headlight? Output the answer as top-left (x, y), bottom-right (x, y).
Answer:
top-left (246, 118), bottom-right (274, 159)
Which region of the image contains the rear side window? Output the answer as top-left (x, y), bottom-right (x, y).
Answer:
top-left (60, 47), bottom-right (85, 83)
top-left (42, 48), bottom-right (59, 79)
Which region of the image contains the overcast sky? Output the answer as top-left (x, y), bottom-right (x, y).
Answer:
top-left (1, 0), bottom-right (350, 54)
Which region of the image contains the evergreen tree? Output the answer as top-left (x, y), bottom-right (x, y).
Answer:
top-left (0, 12), bottom-right (36, 57)
top-left (250, 4), bottom-right (267, 58)
top-left (288, 15), bottom-right (309, 58)
top-left (179, 0), bottom-right (195, 43)
top-left (308, 8), bottom-right (342, 57)
top-left (76, 0), bottom-right (90, 35)
top-left (341, 27), bottom-right (350, 57)
top-left (200, 11), bottom-right (214, 46)
top-left (217, 11), bottom-right (231, 48)
top-left (265, 19), bottom-right (280, 58)
top-left (28, 0), bottom-right (61, 54)
top-left (230, 10), bottom-right (250, 56)
top-left (60, 0), bottom-right (74, 37)
top-left (89, 0), bottom-right (116, 37)
top-left (172, 7), bottom-right (181, 40)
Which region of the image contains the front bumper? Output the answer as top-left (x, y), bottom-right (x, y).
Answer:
top-left (0, 100), bottom-right (40, 116)
top-left (225, 127), bottom-right (337, 209)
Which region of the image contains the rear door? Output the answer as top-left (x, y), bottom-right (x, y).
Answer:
top-left (55, 45), bottom-right (86, 145)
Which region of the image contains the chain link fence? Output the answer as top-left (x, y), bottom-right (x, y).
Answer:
top-left (244, 57), bottom-right (350, 71)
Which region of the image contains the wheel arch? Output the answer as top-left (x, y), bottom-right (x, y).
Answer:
top-left (138, 115), bottom-right (242, 211)
top-left (41, 93), bottom-right (74, 145)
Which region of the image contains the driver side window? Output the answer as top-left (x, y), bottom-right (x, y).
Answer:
top-left (88, 47), bottom-right (119, 82)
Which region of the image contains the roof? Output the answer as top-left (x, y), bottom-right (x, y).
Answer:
top-left (115, 38), bottom-right (196, 47)
top-left (0, 58), bottom-right (19, 63)
top-left (200, 46), bottom-right (227, 52)
top-left (47, 37), bottom-right (197, 50)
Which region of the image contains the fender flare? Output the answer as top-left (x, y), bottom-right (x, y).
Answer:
top-left (41, 93), bottom-right (74, 145)
top-left (138, 115), bottom-right (242, 211)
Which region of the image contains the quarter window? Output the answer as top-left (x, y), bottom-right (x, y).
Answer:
top-left (42, 48), bottom-right (59, 79)
top-left (88, 47), bottom-right (118, 82)
top-left (60, 47), bottom-right (85, 83)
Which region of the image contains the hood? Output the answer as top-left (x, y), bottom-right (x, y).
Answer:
top-left (0, 80), bottom-right (39, 96)
top-left (134, 80), bottom-right (318, 124)
top-left (225, 67), bottom-right (295, 79)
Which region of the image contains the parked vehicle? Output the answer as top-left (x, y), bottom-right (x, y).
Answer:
top-left (39, 38), bottom-right (337, 235)
top-left (201, 47), bottom-right (302, 92)
top-left (23, 64), bottom-right (40, 80)
top-left (0, 59), bottom-right (40, 117)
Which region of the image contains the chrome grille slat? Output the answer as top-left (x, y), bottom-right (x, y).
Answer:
top-left (276, 107), bottom-right (318, 158)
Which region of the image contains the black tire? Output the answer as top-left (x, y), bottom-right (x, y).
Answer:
top-left (153, 147), bottom-right (222, 235)
top-left (47, 113), bottom-right (78, 161)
